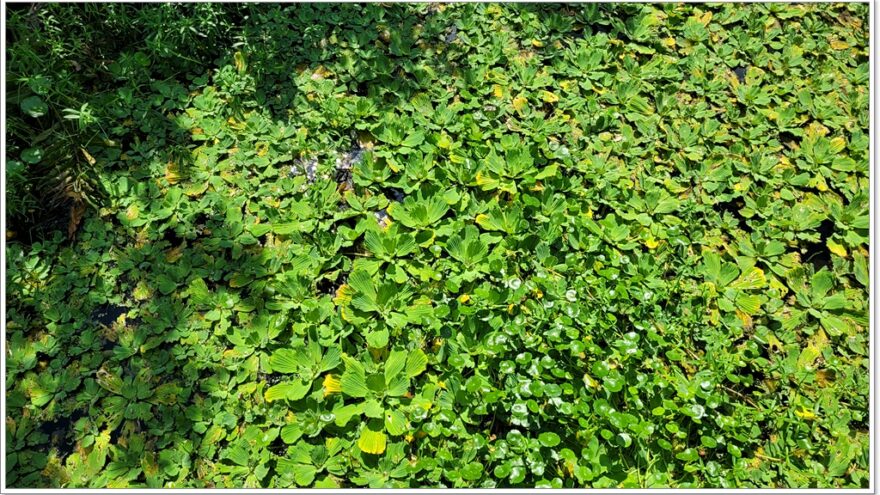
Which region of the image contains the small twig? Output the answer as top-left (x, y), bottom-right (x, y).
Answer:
top-left (755, 453), bottom-right (783, 462)
top-left (723, 385), bottom-right (759, 408)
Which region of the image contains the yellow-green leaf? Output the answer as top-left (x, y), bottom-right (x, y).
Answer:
top-left (827, 239), bottom-right (847, 258)
top-left (729, 267), bottom-right (766, 290)
top-left (357, 425), bottom-right (386, 455)
top-left (264, 380), bottom-right (310, 402)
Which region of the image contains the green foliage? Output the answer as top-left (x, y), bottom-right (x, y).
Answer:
top-left (5, 3), bottom-right (246, 239)
top-left (4, 2), bottom-right (869, 490)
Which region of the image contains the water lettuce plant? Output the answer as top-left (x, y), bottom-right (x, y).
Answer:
top-left (5, 2), bottom-right (869, 489)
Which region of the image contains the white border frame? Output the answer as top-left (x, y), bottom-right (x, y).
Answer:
top-left (0, 0), bottom-right (876, 493)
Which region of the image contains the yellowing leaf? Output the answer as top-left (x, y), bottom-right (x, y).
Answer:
top-left (735, 309), bottom-right (753, 329)
top-left (805, 121), bottom-right (830, 138)
top-left (334, 284), bottom-right (354, 306)
top-left (184, 182), bottom-right (209, 197)
top-left (583, 372), bottom-right (599, 389)
top-left (816, 369), bottom-right (835, 387)
top-left (165, 161), bottom-right (182, 184)
top-left (311, 65), bottom-right (332, 81)
top-left (644, 237), bottom-right (660, 249)
top-left (457, 294), bottom-right (470, 303)
top-left (531, 39), bottom-right (544, 47)
top-left (340, 306), bottom-right (353, 323)
top-left (125, 205), bottom-right (139, 221)
top-left (133, 281), bottom-right (152, 301)
top-left (698, 11), bottom-right (713, 26)
top-left (512, 96), bottom-right (528, 113)
top-left (165, 244), bottom-right (184, 263)
top-left (357, 426), bottom-right (386, 455)
top-left (233, 51), bottom-right (246, 73)
top-left (827, 239), bottom-right (847, 258)
top-left (829, 136), bottom-right (847, 154)
top-left (794, 407), bottom-right (817, 420)
top-left (264, 381), bottom-right (310, 403)
top-left (541, 90), bottom-right (559, 103)
top-left (474, 172), bottom-right (494, 187)
top-left (830, 40), bottom-right (849, 50)
top-left (727, 74), bottom-right (740, 89)
top-left (492, 84), bottom-right (504, 98)
top-left (437, 132), bottom-right (452, 150)
top-left (256, 142), bottom-right (269, 157)
top-left (730, 267), bottom-right (766, 290)
top-left (798, 330), bottom-right (827, 370)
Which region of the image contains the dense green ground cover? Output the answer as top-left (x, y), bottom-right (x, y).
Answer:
top-left (5, 3), bottom-right (870, 488)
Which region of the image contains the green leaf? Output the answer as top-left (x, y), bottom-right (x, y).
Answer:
top-left (277, 458), bottom-right (317, 486)
top-left (401, 131), bottom-right (425, 148)
top-left (292, 463), bottom-right (317, 486)
top-left (319, 347), bottom-right (341, 372)
top-left (333, 403), bottom-right (364, 427)
top-left (187, 278), bottom-right (212, 306)
top-left (348, 270), bottom-right (376, 300)
top-left (827, 437), bottom-right (857, 477)
top-left (384, 409), bottom-right (407, 436)
top-left (539, 432), bottom-right (561, 447)
top-left (367, 329), bottom-right (389, 349)
top-left (249, 224), bottom-right (272, 237)
top-left (734, 293), bottom-right (764, 315)
top-left (273, 222), bottom-right (304, 235)
top-left (340, 356), bottom-right (369, 398)
top-left (364, 399), bottom-right (384, 418)
top-left (822, 293), bottom-right (848, 310)
top-left (384, 349), bottom-right (407, 385)
top-left (820, 315), bottom-right (849, 336)
top-left (534, 164), bottom-right (558, 180)
top-left (385, 374), bottom-right (410, 398)
top-left (853, 252), bottom-right (869, 287)
top-left (280, 425), bottom-right (303, 444)
top-left (270, 348), bottom-right (308, 373)
top-left (224, 444), bottom-right (250, 466)
top-left (405, 349), bottom-right (428, 378)
top-left (675, 448), bottom-right (699, 463)
top-left (21, 96), bottom-right (48, 118)
top-left (461, 462), bottom-right (484, 481)
top-left (21, 147), bottom-right (43, 164)
top-left (811, 270), bottom-right (835, 299)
